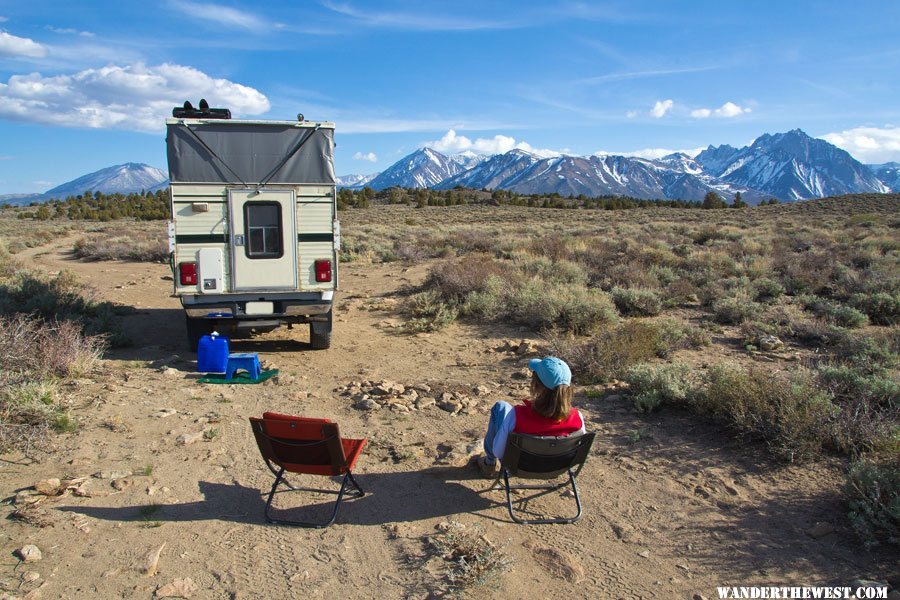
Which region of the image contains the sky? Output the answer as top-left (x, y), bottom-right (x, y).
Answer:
top-left (1, 0), bottom-right (899, 193)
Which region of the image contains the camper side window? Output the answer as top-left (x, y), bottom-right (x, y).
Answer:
top-left (244, 202), bottom-right (283, 259)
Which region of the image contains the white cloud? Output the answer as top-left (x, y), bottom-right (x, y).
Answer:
top-left (0, 62), bottom-right (269, 132)
top-left (716, 101), bottom-right (749, 117)
top-left (0, 16), bottom-right (8, 23)
top-left (423, 129), bottom-right (560, 158)
top-left (46, 26), bottom-right (95, 37)
top-left (594, 147), bottom-right (705, 160)
top-left (320, 0), bottom-right (526, 31)
top-left (352, 151), bottom-right (377, 162)
top-left (0, 31), bottom-right (48, 58)
top-left (691, 101), bottom-right (750, 119)
top-left (821, 125), bottom-right (900, 163)
top-left (625, 110), bottom-right (638, 119)
top-left (168, 0), bottom-right (267, 31)
top-left (649, 99), bottom-right (673, 118)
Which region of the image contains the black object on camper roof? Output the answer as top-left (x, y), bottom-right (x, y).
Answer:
top-left (172, 99), bottom-right (232, 120)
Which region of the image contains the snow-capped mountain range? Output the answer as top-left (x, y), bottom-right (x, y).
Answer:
top-left (2, 130), bottom-right (896, 206)
top-left (339, 129), bottom-right (898, 203)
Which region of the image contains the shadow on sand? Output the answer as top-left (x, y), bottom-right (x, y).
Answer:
top-left (59, 467), bottom-right (514, 527)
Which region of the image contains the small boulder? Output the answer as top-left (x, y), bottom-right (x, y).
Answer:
top-left (33, 479), bottom-right (62, 496)
top-left (438, 399), bottom-right (462, 414)
top-left (139, 543), bottom-right (166, 576)
top-left (806, 522), bottom-right (836, 539)
top-left (354, 399), bottom-right (380, 411)
top-left (415, 397), bottom-right (436, 410)
top-left (176, 431), bottom-right (204, 446)
top-left (156, 577), bottom-right (198, 598)
top-left (14, 545), bottom-right (42, 563)
top-left (759, 335), bottom-right (784, 352)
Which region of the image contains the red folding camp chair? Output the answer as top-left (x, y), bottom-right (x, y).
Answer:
top-left (249, 412), bottom-right (366, 528)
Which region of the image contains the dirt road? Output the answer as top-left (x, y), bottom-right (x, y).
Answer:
top-left (1, 236), bottom-right (894, 599)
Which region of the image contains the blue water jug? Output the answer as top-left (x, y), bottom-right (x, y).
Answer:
top-left (197, 331), bottom-right (229, 373)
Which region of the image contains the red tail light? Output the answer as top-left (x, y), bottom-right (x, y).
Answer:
top-left (314, 259), bottom-right (332, 282)
top-left (179, 262), bottom-right (197, 286)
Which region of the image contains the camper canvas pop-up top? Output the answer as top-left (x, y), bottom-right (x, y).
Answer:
top-left (166, 101), bottom-right (339, 350)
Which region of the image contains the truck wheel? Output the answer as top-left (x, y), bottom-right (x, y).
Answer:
top-left (309, 310), bottom-right (332, 350)
top-left (186, 316), bottom-right (210, 352)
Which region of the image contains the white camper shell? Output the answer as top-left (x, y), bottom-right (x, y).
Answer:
top-left (166, 116), bottom-right (339, 350)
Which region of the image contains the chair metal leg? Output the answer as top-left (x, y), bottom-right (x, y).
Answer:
top-left (264, 469), bottom-right (363, 528)
top-left (503, 468), bottom-right (583, 525)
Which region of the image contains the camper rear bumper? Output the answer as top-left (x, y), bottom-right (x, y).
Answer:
top-left (182, 291), bottom-right (333, 319)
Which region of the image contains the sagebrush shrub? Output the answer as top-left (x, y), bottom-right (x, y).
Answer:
top-left (425, 255), bottom-right (511, 301)
top-left (506, 280), bottom-right (617, 335)
top-left (698, 365), bottom-right (837, 462)
top-left (712, 297), bottom-right (761, 325)
top-left (405, 290), bottom-right (459, 332)
top-left (654, 318), bottom-right (710, 357)
top-left (611, 287), bottom-right (662, 317)
top-left (750, 277), bottom-right (785, 302)
top-left (547, 321), bottom-right (660, 383)
top-left (845, 458), bottom-right (900, 547)
top-left (625, 363), bottom-right (694, 413)
top-left (848, 292), bottom-right (900, 326)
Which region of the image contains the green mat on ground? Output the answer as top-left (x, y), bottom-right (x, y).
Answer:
top-left (198, 369), bottom-right (279, 384)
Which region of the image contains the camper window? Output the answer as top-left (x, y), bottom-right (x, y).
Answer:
top-left (244, 202), bottom-right (283, 259)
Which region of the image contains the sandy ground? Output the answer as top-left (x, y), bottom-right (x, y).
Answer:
top-left (0, 236), bottom-right (896, 599)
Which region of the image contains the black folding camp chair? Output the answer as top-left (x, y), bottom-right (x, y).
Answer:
top-left (495, 431), bottom-right (595, 525)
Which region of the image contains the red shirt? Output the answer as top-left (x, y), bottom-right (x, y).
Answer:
top-left (513, 400), bottom-right (583, 436)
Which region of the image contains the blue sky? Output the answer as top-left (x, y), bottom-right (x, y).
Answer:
top-left (1, 0), bottom-right (899, 193)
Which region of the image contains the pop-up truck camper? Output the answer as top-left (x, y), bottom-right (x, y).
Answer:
top-left (166, 101), bottom-right (338, 350)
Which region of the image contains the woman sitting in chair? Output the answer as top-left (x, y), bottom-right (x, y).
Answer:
top-left (478, 356), bottom-right (585, 477)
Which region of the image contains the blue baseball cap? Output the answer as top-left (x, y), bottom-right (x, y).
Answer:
top-left (528, 356), bottom-right (572, 389)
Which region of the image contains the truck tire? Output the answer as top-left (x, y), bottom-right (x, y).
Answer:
top-left (309, 310), bottom-right (332, 350)
top-left (186, 316), bottom-right (210, 352)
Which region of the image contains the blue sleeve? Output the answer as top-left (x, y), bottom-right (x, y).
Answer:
top-left (493, 409), bottom-right (517, 463)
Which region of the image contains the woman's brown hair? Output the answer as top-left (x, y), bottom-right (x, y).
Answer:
top-left (530, 373), bottom-right (574, 421)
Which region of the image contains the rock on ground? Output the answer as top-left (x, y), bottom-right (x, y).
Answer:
top-left (14, 545), bottom-right (42, 563)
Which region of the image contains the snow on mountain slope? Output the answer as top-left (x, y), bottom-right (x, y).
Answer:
top-left (697, 130), bottom-right (888, 201)
top-left (336, 172), bottom-right (379, 189)
top-left (42, 163), bottom-right (168, 200)
top-left (868, 162), bottom-right (900, 191)
top-left (365, 148), bottom-right (465, 190)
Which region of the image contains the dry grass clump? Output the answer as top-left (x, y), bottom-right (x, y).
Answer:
top-left (547, 321), bottom-right (660, 383)
top-left (0, 255), bottom-right (127, 345)
top-left (73, 230), bottom-right (168, 262)
top-left (425, 254), bottom-right (511, 301)
top-left (427, 522), bottom-right (512, 595)
top-left (0, 313), bottom-right (106, 452)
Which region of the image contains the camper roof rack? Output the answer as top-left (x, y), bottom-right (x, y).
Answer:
top-left (172, 98), bottom-right (231, 120)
